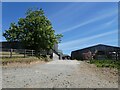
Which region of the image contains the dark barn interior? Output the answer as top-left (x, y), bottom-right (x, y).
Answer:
top-left (71, 44), bottom-right (120, 60)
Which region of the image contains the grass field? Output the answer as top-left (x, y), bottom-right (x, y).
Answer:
top-left (0, 51), bottom-right (24, 58)
top-left (89, 60), bottom-right (120, 69)
top-left (2, 56), bottom-right (52, 65)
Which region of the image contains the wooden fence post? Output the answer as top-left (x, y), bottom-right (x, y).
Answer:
top-left (24, 49), bottom-right (26, 58)
top-left (116, 51), bottom-right (118, 60)
top-left (32, 50), bottom-right (33, 56)
top-left (10, 48), bottom-right (12, 58)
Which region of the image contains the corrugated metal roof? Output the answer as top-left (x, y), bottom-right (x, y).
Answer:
top-left (72, 44), bottom-right (120, 53)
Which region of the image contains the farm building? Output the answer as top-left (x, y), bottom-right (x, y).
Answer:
top-left (1, 41), bottom-right (58, 51)
top-left (71, 44), bottom-right (120, 60)
top-left (62, 54), bottom-right (71, 60)
top-left (0, 41), bottom-right (61, 59)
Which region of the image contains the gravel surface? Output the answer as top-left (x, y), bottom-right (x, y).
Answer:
top-left (2, 60), bottom-right (118, 88)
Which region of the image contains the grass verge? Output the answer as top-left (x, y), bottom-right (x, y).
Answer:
top-left (89, 60), bottom-right (120, 69)
top-left (1, 56), bottom-right (52, 65)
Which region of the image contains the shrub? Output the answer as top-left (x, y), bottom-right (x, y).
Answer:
top-left (89, 59), bottom-right (120, 69)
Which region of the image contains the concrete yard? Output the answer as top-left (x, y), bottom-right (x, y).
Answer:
top-left (2, 60), bottom-right (118, 88)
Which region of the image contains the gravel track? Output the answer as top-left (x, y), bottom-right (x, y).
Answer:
top-left (2, 60), bottom-right (118, 88)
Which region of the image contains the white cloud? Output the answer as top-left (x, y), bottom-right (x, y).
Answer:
top-left (61, 38), bottom-right (118, 51)
top-left (50, 3), bottom-right (94, 22)
top-left (59, 30), bottom-right (117, 50)
top-left (62, 17), bottom-right (118, 42)
top-left (50, 3), bottom-right (88, 17)
top-left (106, 17), bottom-right (117, 25)
top-left (58, 10), bottom-right (117, 33)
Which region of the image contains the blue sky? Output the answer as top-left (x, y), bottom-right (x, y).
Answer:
top-left (2, 2), bottom-right (118, 55)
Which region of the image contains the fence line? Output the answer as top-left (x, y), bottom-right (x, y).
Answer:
top-left (0, 48), bottom-right (54, 58)
top-left (0, 48), bottom-right (36, 58)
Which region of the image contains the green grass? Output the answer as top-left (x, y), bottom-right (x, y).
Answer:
top-left (89, 60), bottom-right (120, 69)
top-left (0, 51), bottom-right (24, 57)
top-left (1, 56), bottom-right (52, 65)
top-left (0, 52), bottom-right (16, 55)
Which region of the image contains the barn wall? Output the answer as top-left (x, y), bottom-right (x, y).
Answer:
top-left (1, 41), bottom-right (24, 49)
top-left (1, 41), bottom-right (58, 50)
top-left (1, 41), bottom-right (59, 56)
top-left (71, 44), bottom-right (120, 60)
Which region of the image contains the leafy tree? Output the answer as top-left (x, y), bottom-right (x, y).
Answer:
top-left (3, 8), bottom-right (63, 52)
top-left (55, 34), bottom-right (63, 43)
top-left (3, 23), bottom-right (21, 42)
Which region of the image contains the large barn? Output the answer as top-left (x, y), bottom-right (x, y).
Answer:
top-left (71, 44), bottom-right (120, 60)
top-left (0, 41), bottom-right (61, 60)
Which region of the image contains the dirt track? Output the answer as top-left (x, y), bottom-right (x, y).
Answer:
top-left (2, 60), bottom-right (118, 88)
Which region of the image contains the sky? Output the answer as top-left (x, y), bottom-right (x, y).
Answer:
top-left (2, 2), bottom-right (118, 55)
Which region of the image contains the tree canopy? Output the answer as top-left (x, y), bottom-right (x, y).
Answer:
top-left (3, 8), bottom-right (63, 51)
